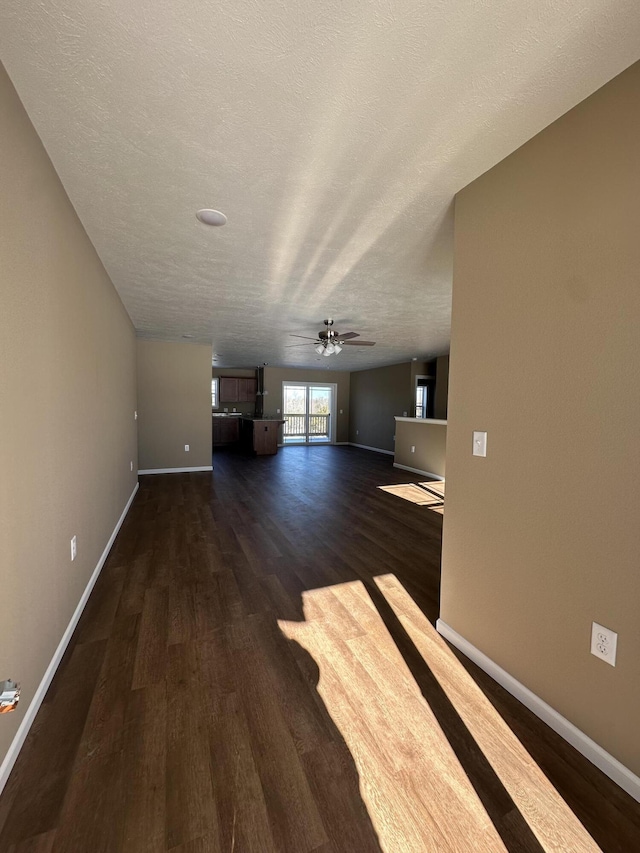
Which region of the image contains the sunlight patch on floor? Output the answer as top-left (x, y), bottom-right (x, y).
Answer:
top-left (372, 573), bottom-right (600, 853)
top-left (378, 480), bottom-right (445, 514)
top-left (280, 581), bottom-right (508, 852)
top-left (279, 576), bottom-right (599, 852)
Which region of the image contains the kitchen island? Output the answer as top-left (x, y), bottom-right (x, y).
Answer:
top-left (240, 417), bottom-right (286, 456)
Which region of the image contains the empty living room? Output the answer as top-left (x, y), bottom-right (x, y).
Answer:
top-left (1, 2), bottom-right (640, 851)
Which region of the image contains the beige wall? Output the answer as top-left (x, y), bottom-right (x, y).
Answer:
top-left (262, 367), bottom-right (350, 443)
top-left (349, 363), bottom-right (412, 452)
top-left (137, 340), bottom-right (213, 470)
top-left (441, 62), bottom-right (640, 774)
top-left (394, 421), bottom-right (447, 478)
top-left (0, 64), bottom-right (137, 763)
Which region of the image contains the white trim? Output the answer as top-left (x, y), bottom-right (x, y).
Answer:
top-left (334, 442), bottom-right (349, 445)
top-left (0, 482), bottom-right (140, 797)
top-left (349, 443), bottom-right (394, 456)
top-left (393, 462), bottom-right (444, 481)
top-left (394, 417), bottom-right (447, 425)
top-left (138, 466), bottom-right (213, 474)
top-left (436, 620), bottom-right (640, 803)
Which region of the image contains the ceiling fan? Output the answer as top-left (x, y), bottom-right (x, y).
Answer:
top-left (287, 319), bottom-right (376, 356)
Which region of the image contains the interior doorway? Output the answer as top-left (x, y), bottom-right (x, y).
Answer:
top-left (282, 382), bottom-right (336, 444)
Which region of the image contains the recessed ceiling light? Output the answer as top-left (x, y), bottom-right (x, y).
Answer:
top-left (196, 209), bottom-right (227, 226)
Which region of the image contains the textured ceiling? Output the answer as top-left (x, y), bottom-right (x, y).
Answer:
top-left (1, 2), bottom-right (639, 370)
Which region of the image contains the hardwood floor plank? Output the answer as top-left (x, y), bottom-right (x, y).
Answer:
top-left (7, 831), bottom-right (57, 853)
top-left (0, 640), bottom-right (106, 848)
top-left (132, 586), bottom-right (169, 689)
top-left (207, 692), bottom-right (276, 853)
top-left (49, 749), bottom-right (125, 853)
top-left (77, 611), bottom-right (140, 760)
top-left (120, 682), bottom-right (167, 852)
top-left (235, 629), bottom-right (328, 852)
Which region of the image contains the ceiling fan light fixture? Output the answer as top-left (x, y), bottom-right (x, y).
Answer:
top-left (333, 343), bottom-right (342, 353)
top-left (322, 347), bottom-right (332, 356)
top-left (325, 342), bottom-right (336, 355)
top-left (315, 343), bottom-right (325, 355)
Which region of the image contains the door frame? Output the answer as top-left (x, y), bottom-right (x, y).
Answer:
top-left (282, 381), bottom-right (337, 444)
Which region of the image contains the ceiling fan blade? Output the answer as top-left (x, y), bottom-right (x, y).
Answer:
top-left (342, 340), bottom-right (376, 346)
top-left (289, 334), bottom-right (319, 340)
top-left (337, 332), bottom-right (359, 340)
top-left (285, 342), bottom-right (317, 348)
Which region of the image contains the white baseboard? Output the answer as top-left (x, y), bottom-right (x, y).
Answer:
top-left (349, 443), bottom-right (394, 456)
top-left (334, 442), bottom-right (350, 446)
top-left (393, 462), bottom-right (445, 480)
top-left (138, 466), bottom-right (213, 474)
top-left (436, 620), bottom-right (640, 803)
top-left (0, 481), bottom-right (140, 797)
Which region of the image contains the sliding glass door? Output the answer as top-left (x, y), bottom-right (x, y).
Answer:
top-left (283, 383), bottom-right (335, 444)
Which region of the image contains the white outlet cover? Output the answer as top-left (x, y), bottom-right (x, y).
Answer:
top-left (134, 410), bottom-right (137, 420)
top-left (590, 621), bottom-right (617, 666)
top-left (130, 461), bottom-right (133, 471)
top-left (70, 535), bottom-right (77, 561)
top-left (411, 445), bottom-right (415, 453)
top-left (185, 444), bottom-right (190, 451)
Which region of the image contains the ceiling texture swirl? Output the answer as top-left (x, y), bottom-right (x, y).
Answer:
top-left (1, 0), bottom-right (639, 369)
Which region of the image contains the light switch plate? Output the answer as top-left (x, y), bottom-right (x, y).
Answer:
top-left (473, 431), bottom-right (487, 457)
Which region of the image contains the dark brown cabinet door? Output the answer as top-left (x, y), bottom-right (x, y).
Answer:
top-left (246, 378), bottom-right (257, 400)
top-left (220, 377), bottom-right (239, 402)
top-left (213, 417), bottom-right (240, 446)
top-left (238, 378), bottom-right (248, 401)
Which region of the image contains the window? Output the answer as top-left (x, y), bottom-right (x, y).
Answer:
top-left (211, 377), bottom-right (219, 409)
top-left (416, 382), bottom-right (429, 419)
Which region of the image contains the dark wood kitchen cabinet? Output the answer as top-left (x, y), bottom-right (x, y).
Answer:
top-left (212, 416), bottom-right (240, 446)
top-left (219, 376), bottom-right (257, 403)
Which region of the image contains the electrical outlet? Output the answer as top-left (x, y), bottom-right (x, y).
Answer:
top-left (590, 622), bottom-right (617, 666)
top-left (356, 430), bottom-right (359, 435)
top-left (70, 536), bottom-right (77, 561)
top-left (130, 461), bottom-right (133, 472)
top-left (340, 409), bottom-right (343, 414)
top-left (403, 411), bottom-right (408, 417)
top-left (184, 444), bottom-right (190, 452)
top-left (134, 410), bottom-right (137, 420)
top-left (411, 445), bottom-right (415, 453)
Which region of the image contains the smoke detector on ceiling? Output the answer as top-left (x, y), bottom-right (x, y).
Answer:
top-left (196, 209), bottom-right (227, 226)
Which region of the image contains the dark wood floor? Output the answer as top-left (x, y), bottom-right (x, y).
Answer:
top-left (1, 446), bottom-right (639, 852)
